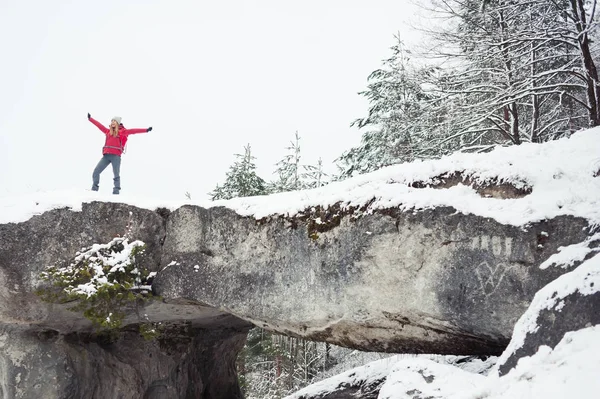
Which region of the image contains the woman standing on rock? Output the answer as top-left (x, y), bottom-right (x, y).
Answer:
top-left (87, 113), bottom-right (152, 195)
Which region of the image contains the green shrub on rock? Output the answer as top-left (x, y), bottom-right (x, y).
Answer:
top-left (37, 237), bottom-right (156, 331)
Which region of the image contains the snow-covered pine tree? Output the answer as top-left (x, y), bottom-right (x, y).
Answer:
top-left (209, 144), bottom-right (267, 200)
top-left (269, 131), bottom-right (303, 193)
top-left (335, 35), bottom-right (446, 179)
top-left (301, 158), bottom-right (329, 189)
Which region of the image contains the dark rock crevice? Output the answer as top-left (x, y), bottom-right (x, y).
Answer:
top-left (408, 171), bottom-right (532, 199)
top-left (1, 323), bottom-right (250, 399)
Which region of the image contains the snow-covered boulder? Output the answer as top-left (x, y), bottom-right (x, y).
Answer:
top-left (377, 357), bottom-right (487, 399)
top-left (284, 355), bottom-right (396, 399)
top-left (495, 250), bottom-right (600, 375)
top-left (461, 325), bottom-right (600, 399)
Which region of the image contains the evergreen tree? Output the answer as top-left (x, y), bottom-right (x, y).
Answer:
top-left (336, 35), bottom-right (447, 179)
top-left (269, 131), bottom-right (303, 193)
top-left (210, 144), bottom-right (267, 200)
top-left (301, 158), bottom-right (329, 189)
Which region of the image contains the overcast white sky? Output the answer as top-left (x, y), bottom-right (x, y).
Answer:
top-left (0, 0), bottom-right (422, 200)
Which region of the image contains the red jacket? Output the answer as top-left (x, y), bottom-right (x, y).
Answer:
top-left (89, 117), bottom-right (148, 156)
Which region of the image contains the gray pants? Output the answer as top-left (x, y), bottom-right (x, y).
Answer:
top-left (92, 154), bottom-right (121, 194)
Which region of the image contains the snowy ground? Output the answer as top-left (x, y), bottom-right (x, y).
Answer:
top-left (285, 354), bottom-right (496, 399)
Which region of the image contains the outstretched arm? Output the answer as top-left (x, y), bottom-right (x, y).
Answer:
top-left (88, 114), bottom-right (109, 134)
top-left (123, 127), bottom-right (152, 135)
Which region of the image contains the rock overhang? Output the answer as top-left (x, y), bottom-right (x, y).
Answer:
top-left (152, 203), bottom-right (592, 355)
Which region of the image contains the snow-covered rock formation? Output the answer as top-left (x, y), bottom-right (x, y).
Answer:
top-left (0, 127), bottom-right (598, 398)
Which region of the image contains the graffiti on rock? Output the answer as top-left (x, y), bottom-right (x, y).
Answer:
top-left (469, 236), bottom-right (515, 296)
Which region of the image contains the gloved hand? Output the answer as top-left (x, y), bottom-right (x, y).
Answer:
top-left (87, 113), bottom-right (91, 120)
top-left (147, 127), bottom-right (153, 132)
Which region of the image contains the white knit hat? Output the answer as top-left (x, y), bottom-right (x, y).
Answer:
top-left (112, 116), bottom-right (122, 124)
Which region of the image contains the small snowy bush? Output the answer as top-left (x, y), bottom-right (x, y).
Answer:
top-left (37, 237), bottom-right (156, 330)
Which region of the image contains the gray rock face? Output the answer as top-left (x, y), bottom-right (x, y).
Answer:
top-left (0, 202), bottom-right (251, 399)
top-left (153, 204), bottom-right (590, 355)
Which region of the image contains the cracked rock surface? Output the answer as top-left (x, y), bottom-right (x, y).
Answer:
top-left (153, 204), bottom-right (590, 355)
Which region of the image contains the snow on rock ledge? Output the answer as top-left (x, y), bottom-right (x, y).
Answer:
top-left (1, 127), bottom-right (599, 227)
top-left (1, 128), bottom-right (599, 398)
